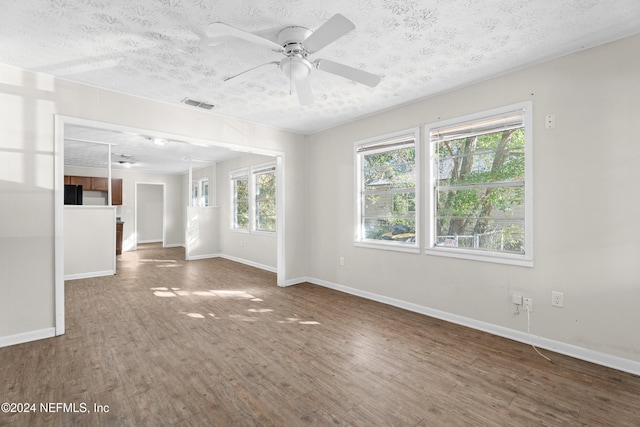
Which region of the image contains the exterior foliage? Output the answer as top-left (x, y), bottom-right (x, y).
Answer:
top-left (255, 171), bottom-right (277, 232)
top-left (435, 127), bottom-right (525, 253)
top-left (362, 145), bottom-right (416, 243)
top-left (233, 177), bottom-right (249, 229)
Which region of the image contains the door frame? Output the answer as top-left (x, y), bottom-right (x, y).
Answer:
top-left (134, 182), bottom-right (167, 250)
top-left (54, 115), bottom-right (286, 338)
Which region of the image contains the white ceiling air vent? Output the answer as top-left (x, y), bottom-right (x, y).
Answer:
top-left (182, 97), bottom-right (215, 110)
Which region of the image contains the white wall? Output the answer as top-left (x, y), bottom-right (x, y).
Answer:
top-left (137, 183), bottom-right (164, 243)
top-left (305, 34), bottom-right (640, 369)
top-left (186, 206), bottom-right (219, 260)
top-left (216, 153), bottom-right (278, 270)
top-left (64, 206), bottom-right (115, 279)
top-left (0, 64), bottom-right (307, 346)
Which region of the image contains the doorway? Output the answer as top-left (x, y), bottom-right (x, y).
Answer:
top-left (135, 183), bottom-right (166, 250)
top-left (54, 115), bottom-right (286, 337)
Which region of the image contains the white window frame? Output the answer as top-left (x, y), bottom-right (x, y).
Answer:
top-left (354, 127), bottom-right (420, 253)
top-left (230, 162), bottom-right (277, 235)
top-left (191, 178), bottom-right (209, 207)
top-left (425, 101), bottom-right (533, 267)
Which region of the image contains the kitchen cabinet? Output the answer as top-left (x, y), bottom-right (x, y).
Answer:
top-left (67, 175), bottom-right (91, 189)
top-left (116, 222), bottom-right (124, 255)
top-left (111, 178), bottom-right (123, 205)
top-left (91, 177), bottom-right (109, 192)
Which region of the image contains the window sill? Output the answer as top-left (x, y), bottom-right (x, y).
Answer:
top-left (425, 247), bottom-right (533, 267)
top-left (252, 230), bottom-right (277, 237)
top-left (354, 241), bottom-right (420, 254)
top-left (230, 228), bottom-right (250, 234)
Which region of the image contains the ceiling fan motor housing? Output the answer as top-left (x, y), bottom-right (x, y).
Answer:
top-left (278, 26), bottom-right (314, 80)
top-left (277, 26), bottom-right (313, 53)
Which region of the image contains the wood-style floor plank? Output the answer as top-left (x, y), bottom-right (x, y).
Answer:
top-left (1, 243), bottom-right (639, 426)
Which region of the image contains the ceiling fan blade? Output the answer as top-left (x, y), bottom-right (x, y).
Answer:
top-left (209, 22), bottom-right (283, 52)
top-left (224, 61), bottom-right (280, 84)
top-left (304, 14), bottom-right (355, 53)
top-left (294, 77), bottom-right (314, 106)
top-left (315, 59), bottom-right (381, 87)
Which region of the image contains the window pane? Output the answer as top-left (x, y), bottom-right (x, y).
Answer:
top-left (202, 180), bottom-right (209, 207)
top-left (359, 142), bottom-right (417, 245)
top-left (257, 199), bottom-right (276, 232)
top-left (436, 129), bottom-right (525, 186)
top-left (254, 170), bottom-right (276, 232)
top-left (364, 147), bottom-right (415, 190)
top-left (363, 218), bottom-right (416, 242)
top-left (233, 178), bottom-right (249, 229)
top-left (257, 172), bottom-right (276, 198)
top-left (235, 200), bottom-right (249, 229)
top-left (433, 111), bottom-right (527, 256)
top-left (364, 191), bottom-right (415, 218)
top-left (435, 217), bottom-right (524, 254)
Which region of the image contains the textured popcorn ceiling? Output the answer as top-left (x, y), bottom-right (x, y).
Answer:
top-left (2, 0), bottom-right (640, 136)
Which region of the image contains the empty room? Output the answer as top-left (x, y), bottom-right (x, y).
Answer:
top-left (1, 1), bottom-right (640, 425)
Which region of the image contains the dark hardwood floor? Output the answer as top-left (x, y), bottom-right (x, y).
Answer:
top-left (1, 244), bottom-right (639, 426)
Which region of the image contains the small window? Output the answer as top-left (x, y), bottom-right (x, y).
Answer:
top-left (426, 102), bottom-right (533, 266)
top-left (231, 171), bottom-right (249, 230)
top-left (201, 179), bottom-right (209, 207)
top-left (230, 163), bottom-right (277, 233)
top-left (192, 178), bottom-right (210, 207)
top-left (191, 180), bottom-right (199, 206)
top-left (253, 165), bottom-right (276, 233)
top-left (355, 128), bottom-right (419, 251)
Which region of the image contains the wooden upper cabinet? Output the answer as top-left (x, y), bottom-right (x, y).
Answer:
top-left (111, 178), bottom-right (123, 205)
top-left (64, 175), bottom-right (123, 205)
top-left (67, 175), bottom-right (91, 189)
top-left (91, 177), bottom-right (109, 192)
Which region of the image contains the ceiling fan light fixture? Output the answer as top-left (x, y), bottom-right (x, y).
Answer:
top-left (279, 56), bottom-right (312, 81)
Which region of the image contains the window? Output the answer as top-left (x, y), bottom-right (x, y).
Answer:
top-left (201, 179), bottom-right (209, 207)
top-left (355, 128), bottom-right (419, 251)
top-left (231, 171), bottom-right (249, 230)
top-left (253, 165), bottom-right (277, 232)
top-left (426, 102), bottom-right (533, 266)
top-left (191, 178), bottom-right (209, 207)
top-left (230, 162), bottom-right (277, 233)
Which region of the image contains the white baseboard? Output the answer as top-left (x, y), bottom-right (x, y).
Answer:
top-left (283, 276), bottom-right (310, 287)
top-left (137, 239), bottom-right (163, 244)
top-left (304, 277), bottom-right (640, 376)
top-left (0, 328), bottom-right (56, 348)
top-left (163, 243), bottom-right (184, 248)
top-left (64, 270), bottom-right (114, 281)
top-left (186, 253), bottom-right (220, 261)
top-left (219, 254), bottom-right (277, 273)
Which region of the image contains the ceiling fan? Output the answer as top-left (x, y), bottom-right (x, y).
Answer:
top-left (210, 14), bottom-right (381, 106)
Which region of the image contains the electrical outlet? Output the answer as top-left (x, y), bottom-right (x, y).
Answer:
top-left (523, 297), bottom-right (533, 312)
top-left (339, 256), bottom-right (345, 266)
top-left (551, 291), bottom-right (564, 308)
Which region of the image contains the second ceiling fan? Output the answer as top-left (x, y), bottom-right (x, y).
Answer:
top-left (211, 14), bottom-right (381, 106)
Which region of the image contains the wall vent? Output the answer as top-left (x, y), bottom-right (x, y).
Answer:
top-left (181, 98), bottom-right (215, 110)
